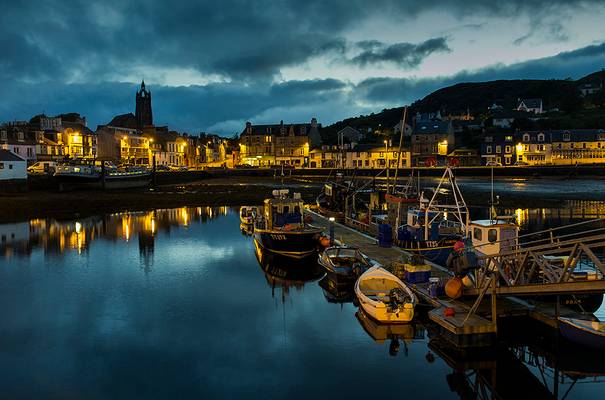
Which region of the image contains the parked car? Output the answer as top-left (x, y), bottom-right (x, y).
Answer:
top-left (486, 161), bottom-right (502, 167)
top-left (155, 165), bottom-right (170, 171)
top-left (27, 161), bottom-right (57, 174)
top-left (235, 163), bottom-right (254, 169)
top-left (514, 161), bottom-right (529, 166)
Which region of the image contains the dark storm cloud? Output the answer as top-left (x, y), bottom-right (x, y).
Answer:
top-left (0, 0), bottom-right (601, 83)
top-left (349, 38), bottom-right (451, 68)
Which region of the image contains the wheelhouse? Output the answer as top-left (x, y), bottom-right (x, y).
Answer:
top-left (470, 219), bottom-right (518, 256)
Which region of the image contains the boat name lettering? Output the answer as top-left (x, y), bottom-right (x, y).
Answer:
top-left (271, 234), bottom-right (287, 240)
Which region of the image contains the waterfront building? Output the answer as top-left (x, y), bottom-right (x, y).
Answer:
top-left (0, 149), bottom-right (27, 181)
top-left (550, 129), bottom-right (605, 165)
top-left (0, 123), bottom-right (37, 163)
top-left (515, 131), bottom-right (552, 165)
top-left (410, 120), bottom-right (454, 166)
top-left (96, 125), bottom-right (152, 165)
top-left (481, 133), bottom-right (517, 165)
top-left (309, 144), bottom-right (411, 169)
top-left (239, 118), bottom-right (321, 166)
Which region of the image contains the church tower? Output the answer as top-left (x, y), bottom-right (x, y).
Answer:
top-left (135, 80), bottom-right (153, 127)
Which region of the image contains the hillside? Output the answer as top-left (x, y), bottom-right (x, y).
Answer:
top-left (321, 71), bottom-right (602, 144)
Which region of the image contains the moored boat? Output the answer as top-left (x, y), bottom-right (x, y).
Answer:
top-left (54, 161), bottom-right (151, 190)
top-left (354, 266), bottom-right (416, 323)
top-left (318, 246), bottom-right (373, 282)
top-left (559, 317), bottom-right (605, 349)
top-left (253, 189), bottom-right (324, 260)
top-left (239, 205), bottom-right (259, 225)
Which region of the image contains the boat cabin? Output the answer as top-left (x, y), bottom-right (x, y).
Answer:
top-left (469, 219), bottom-right (518, 256)
top-left (240, 206), bottom-right (258, 218)
top-left (404, 208), bottom-right (463, 240)
top-left (262, 190), bottom-right (304, 230)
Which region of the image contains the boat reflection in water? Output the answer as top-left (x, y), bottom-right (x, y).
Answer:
top-left (240, 223), bottom-right (254, 236)
top-left (318, 274), bottom-right (356, 305)
top-left (427, 330), bottom-right (605, 400)
top-left (356, 309), bottom-right (425, 357)
top-left (254, 239), bottom-right (324, 300)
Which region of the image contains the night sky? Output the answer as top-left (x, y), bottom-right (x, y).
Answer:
top-left (2, 0), bottom-right (605, 134)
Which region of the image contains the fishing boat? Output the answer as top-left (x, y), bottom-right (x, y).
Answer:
top-left (559, 317), bottom-right (605, 349)
top-left (396, 167), bottom-right (468, 266)
top-left (253, 189), bottom-right (324, 260)
top-left (239, 205), bottom-right (259, 225)
top-left (354, 266), bottom-right (416, 323)
top-left (318, 246), bottom-right (374, 282)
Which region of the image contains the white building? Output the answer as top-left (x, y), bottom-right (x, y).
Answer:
top-left (0, 149), bottom-right (27, 181)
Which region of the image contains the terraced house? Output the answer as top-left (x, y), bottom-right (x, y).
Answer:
top-left (515, 131), bottom-right (551, 165)
top-left (550, 130), bottom-right (605, 165)
top-left (238, 119), bottom-right (321, 166)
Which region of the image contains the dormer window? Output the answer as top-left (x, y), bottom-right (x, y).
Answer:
top-left (505, 135), bottom-right (513, 141)
top-left (485, 136), bottom-right (493, 143)
top-left (523, 134), bottom-right (530, 142)
top-left (17, 132), bottom-right (24, 141)
top-left (563, 132), bottom-right (571, 141)
top-left (0, 130), bottom-right (6, 140)
top-left (537, 133), bottom-right (545, 142)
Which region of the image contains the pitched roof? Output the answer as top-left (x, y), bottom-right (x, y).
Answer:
top-left (0, 149), bottom-right (25, 162)
top-left (108, 113), bottom-right (138, 129)
top-left (518, 98), bottom-right (542, 109)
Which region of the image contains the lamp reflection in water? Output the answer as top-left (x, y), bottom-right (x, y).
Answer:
top-left (1, 206), bottom-right (233, 261)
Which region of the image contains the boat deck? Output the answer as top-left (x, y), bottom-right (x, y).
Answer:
top-left (307, 209), bottom-right (499, 346)
top-left (307, 209), bottom-right (602, 348)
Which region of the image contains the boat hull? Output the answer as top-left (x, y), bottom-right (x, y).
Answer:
top-left (253, 228), bottom-right (322, 259)
top-left (397, 237), bottom-right (459, 267)
top-left (55, 172), bottom-right (151, 190)
top-left (559, 318), bottom-right (605, 349)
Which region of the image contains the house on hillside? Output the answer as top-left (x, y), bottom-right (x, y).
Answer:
top-left (579, 82), bottom-right (602, 97)
top-left (336, 126), bottom-right (363, 143)
top-left (517, 98), bottom-right (543, 114)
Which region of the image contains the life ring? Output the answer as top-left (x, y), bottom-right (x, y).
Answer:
top-left (426, 157), bottom-right (437, 167)
top-left (284, 224), bottom-right (293, 231)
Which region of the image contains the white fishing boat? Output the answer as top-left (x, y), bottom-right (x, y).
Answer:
top-left (354, 266), bottom-right (416, 323)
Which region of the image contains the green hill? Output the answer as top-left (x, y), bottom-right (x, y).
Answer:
top-left (321, 71), bottom-right (604, 144)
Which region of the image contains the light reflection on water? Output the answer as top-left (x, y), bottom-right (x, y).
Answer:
top-left (0, 206), bottom-right (604, 398)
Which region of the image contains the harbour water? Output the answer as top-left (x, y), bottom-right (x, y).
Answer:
top-left (1, 204), bottom-right (605, 399)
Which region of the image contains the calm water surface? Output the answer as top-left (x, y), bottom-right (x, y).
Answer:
top-left (1, 205), bottom-right (605, 399)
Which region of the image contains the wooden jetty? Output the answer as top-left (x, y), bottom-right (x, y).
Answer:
top-left (307, 209), bottom-right (605, 348)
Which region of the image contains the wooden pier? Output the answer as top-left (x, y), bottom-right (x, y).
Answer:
top-left (306, 209), bottom-right (605, 348)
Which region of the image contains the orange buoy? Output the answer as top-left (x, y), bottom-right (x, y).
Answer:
top-left (319, 236), bottom-right (330, 248)
top-left (445, 277), bottom-right (463, 299)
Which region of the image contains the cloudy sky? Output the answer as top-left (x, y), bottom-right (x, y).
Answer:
top-left (2, 0), bottom-right (605, 135)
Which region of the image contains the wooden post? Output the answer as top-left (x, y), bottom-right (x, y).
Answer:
top-left (491, 275), bottom-right (497, 334)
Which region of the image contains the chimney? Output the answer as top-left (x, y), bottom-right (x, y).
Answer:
top-left (246, 121), bottom-right (251, 134)
top-left (311, 117), bottom-right (317, 128)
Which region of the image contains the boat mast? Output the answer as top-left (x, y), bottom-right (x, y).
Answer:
top-left (392, 106), bottom-right (407, 194)
top-left (423, 167), bottom-right (468, 240)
